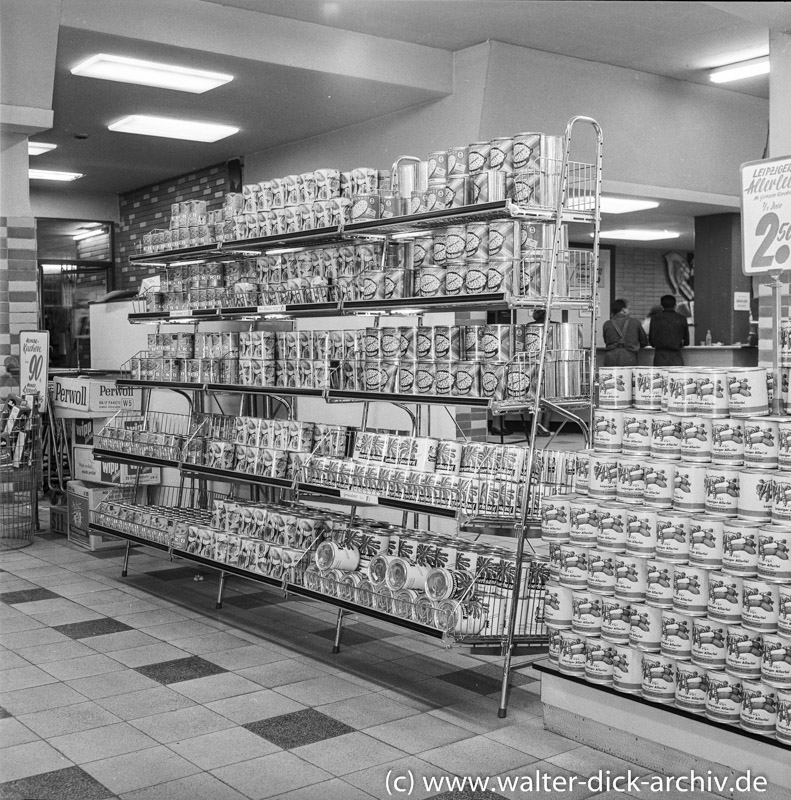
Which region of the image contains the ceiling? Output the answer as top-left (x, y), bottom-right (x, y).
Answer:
top-left (24, 1), bottom-right (791, 250)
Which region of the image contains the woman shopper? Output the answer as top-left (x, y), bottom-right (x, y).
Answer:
top-left (602, 298), bottom-right (647, 366)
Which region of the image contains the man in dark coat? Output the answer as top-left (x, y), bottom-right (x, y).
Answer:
top-left (649, 294), bottom-right (689, 366)
top-left (602, 298), bottom-right (647, 366)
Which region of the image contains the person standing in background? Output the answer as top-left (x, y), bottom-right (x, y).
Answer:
top-left (649, 294), bottom-right (690, 366)
top-left (602, 298), bottom-right (647, 366)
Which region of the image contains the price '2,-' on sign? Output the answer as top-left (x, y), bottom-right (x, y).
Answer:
top-left (740, 155), bottom-right (791, 275)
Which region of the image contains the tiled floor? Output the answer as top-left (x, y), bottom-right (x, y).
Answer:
top-left (0, 516), bottom-right (671, 800)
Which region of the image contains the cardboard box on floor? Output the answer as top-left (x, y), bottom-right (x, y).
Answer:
top-left (66, 480), bottom-right (125, 550)
top-left (72, 444), bottom-right (160, 486)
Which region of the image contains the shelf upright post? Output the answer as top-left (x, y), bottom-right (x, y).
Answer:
top-left (496, 116), bottom-right (603, 718)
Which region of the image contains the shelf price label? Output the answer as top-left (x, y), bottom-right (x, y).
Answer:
top-left (171, 309), bottom-right (193, 317)
top-left (339, 489), bottom-right (378, 505)
top-left (740, 155), bottom-right (791, 275)
top-left (257, 304), bottom-right (287, 314)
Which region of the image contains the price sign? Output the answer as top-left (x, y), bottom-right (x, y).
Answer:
top-left (257, 304), bottom-right (287, 314)
top-left (19, 330), bottom-right (49, 410)
top-left (740, 155), bottom-right (791, 275)
top-left (339, 489), bottom-right (378, 505)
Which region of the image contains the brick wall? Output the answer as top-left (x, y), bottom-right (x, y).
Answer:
top-left (76, 231), bottom-right (112, 262)
top-left (116, 163), bottom-right (229, 293)
top-left (0, 216), bottom-right (38, 360)
top-left (613, 247), bottom-right (681, 321)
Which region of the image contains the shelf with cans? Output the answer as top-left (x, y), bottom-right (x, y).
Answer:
top-left (107, 116), bottom-right (603, 717)
top-left (127, 211), bottom-right (595, 326)
top-left (91, 409), bottom-right (580, 528)
top-left (539, 361), bottom-right (790, 746)
top-left (130, 126), bottom-right (593, 261)
top-left (115, 322), bottom-right (590, 414)
top-left (88, 483), bottom-right (548, 644)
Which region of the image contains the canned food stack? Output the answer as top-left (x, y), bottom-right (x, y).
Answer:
top-left (543, 364), bottom-right (791, 743)
top-left (302, 434), bottom-right (530, 519)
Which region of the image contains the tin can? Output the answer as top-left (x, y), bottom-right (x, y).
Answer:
top-left (655, 510), bottom-right (690, 564)
top-left (446, 145), bottom-right (468, 177)
top-left (541, 496), bottom-right (572, 542)
top-left (479, 325), bottom-right (512, 361)
top-left (452, 361), bottom-right (479, 397)
top-left (597, 502), bottom-right (628, 552)
top-left (572, 591), bottom-right (603, 636)
top-left (728, 367), bottom-right (770, 417)
top-left (688, 515), bottom-right (725, 569)
top-left (691, 617), bottom-right (727, 669)
top-left (707, 573), bottom-right (744, 626)
top-left (772, 472), bottom-right (791, 524)
top-left (569, 498), bottom-right (601, 546)
top-left (744, 416), bottom-right (781, 469)
top-left (444, 176), bottom-right (470, 208)
top-left (487, 220), bottom-right (517, 261)
top-left (776, 687), bottom-right (791, 744)
top-left (673, 565), bottom-right (710, 616)
top-left (558, 544), bottom-right (590, 589)
top-left (641, 653), bottom-right (677, 704)
top-left (574, 450), bottom-right (591, 496)
top-left (597, 367), bottom-right (632, 409)
top-left (704, 467), bottom-right (740, 516)
top-left (742, 577), bottom-right (780, 632)
top-left (643, 460), bottom-right (676, 508)
top-left (588, 454), bottom-right (618, 501)
top-left (679, 416), bottom-right (713, 462)
top-left (557, 630), bottom-right (588, 677)
top-left (625, 507), bottom-right (658, 557)
top-left (705, 670), bottom-right (743, 724)
top-left (621, 411), bottom-right (652, 456)
top-left (467, 140), bottom-right (490, 174)
top-left (616, 458), bottom-right (645, 504)
top-left (632, 367), bottom-right (665, 410)
top-left (738, 470), bottom-right (773, 522)
top-left (673, 462), bottom-right (707, 512)
top-left (722, 519), bottom-right (761, 578)
top-left (761, 631), bottom-right (791, 688)
top-left (665, 369), bottom-right (699, 416)
top-left (645, 560), bottom-right (675, 609)
top-left (695, 369), bottom-right (729, 418)
top-left (740, 679), bottom-right (778, 736)
top-left (675, 660), bottom-right (708, 713)
top-left (444, 225), bottom-right (467, 261)
top-left (711, 419), bottom-right (745, 466)
top-left (479, 362), bottom-right (506, 400)
top-left (726, 625), bottom-right (763, 679)
top-left (758, 525), bottom-right (791, 583)
top-left (650, 413), bottom-right (682, 460)
top-left (612, 643), bottom-right (643, 694)
top-left (433, 326), bottom-right (461, 361)
top-left (629, 604), bottom-right (662, 652)
top-left (587, 548), bottom-right (617, 595)
top-left (543, 581), bottom-right (573, 629)
top-left (464, 222), bottom-right (488, 260)
top-left (779, 586), bottom-right (791, 637)
top-left (427, 151), bottom-right (448, 183)
top-left (661, 610), bottom-right (693, 660)
top-left (614, 553), bottom-right (648, 601)
top-left (600, 597), bottom-right (633, 643)
top-left (593, 408), bottom-right (624, 453)
top-left (778, 418), bottom-right (791, 469)
top-left (585, 638), bottom-right (616, 685)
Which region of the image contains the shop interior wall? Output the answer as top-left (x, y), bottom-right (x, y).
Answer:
top-left (245, 40), bottom-right (768, 197)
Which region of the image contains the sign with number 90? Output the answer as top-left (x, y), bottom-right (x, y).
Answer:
top-left (740, 155), bottom-right (791, 275)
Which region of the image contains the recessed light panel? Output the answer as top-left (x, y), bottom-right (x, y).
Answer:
top-left (29, 169), bottom-right (83, 181)
top-left (596, 229), bottom-right (680, 241)
top-left (71, 54), bottom-right (233, 93)
top-left (108, 115), bottom-right (239, 142)
top-left (28, 142), bottom-right (58, 156)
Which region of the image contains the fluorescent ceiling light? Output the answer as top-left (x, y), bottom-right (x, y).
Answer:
top-left (71, 53), bottom-right (233, 93)
top-left (73, 229), bottom-right (106, 241)
top-left (28, 142), bottom-right (57, 156)
top-left (29, 168), bottom-right (83, 181)
top-left (108, 114), bottom-right (238, 142)
top-left (568, 196), bottom-right (660, 214)
top-left (594, 229), bottom-right (680, 241)
top-left (710, 55), bottom-right (769, 84)
top-left (601, 197), bottom-right (659, 214)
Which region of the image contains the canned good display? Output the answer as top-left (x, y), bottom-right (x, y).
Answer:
top-left (90, 485), bottom-right (547, 640)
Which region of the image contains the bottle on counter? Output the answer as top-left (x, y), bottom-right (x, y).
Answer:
top-left (704, 329), bottom-right (712, 347)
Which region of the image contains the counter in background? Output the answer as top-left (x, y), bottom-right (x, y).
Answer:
top-left (596, 346), bottom-right (758, 368)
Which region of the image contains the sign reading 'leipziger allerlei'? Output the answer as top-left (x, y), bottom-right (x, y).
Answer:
top-left (740, 154), bottom-right (791, 275)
